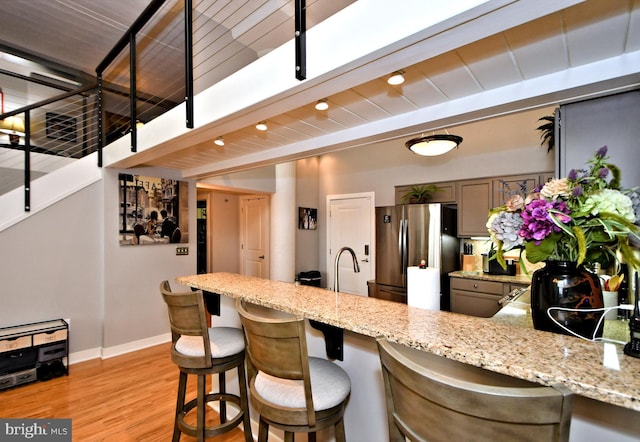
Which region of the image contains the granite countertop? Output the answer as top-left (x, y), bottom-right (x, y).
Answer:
top-left (176, 272), bottom-right (640, 412)
top-left (449, 270), bottom-right (531, 285)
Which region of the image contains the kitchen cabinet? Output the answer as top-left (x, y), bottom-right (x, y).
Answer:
top-left (456, 179), bottom-right (492, 237)
top-left (0, 319), bottom-right (68, 390)
top-left (492, 174), bottom-right (539, 206)
top-left (450, 277), bottom-right (529, 317)
top-left (457, 173), bottom-right (552, 237)
top-left (451, 277), bottom-right (503, 317)
top-left (394, 181), bottom-right (456, 205)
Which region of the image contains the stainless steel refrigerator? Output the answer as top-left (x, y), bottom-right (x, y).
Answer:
top-left (375, 204), bottom-right (459, 310)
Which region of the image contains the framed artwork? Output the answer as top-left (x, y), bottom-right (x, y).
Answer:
top-left (298, 207), bottom-right (317, 230)
top-left (46, 112), bottom-right (77, 142)
top-left (118, 173), bottom-right (188, 245)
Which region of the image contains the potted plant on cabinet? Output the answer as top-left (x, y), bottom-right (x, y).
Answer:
top-left (401, 184), bottom-right (441, 204)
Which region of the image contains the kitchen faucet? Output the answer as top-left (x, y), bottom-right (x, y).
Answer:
top-left (334, 246), bottom-right (360, 292)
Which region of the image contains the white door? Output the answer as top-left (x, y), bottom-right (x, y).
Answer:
top-left (327, 193), bottom-right (374, 295)
top-left (240, 196), bottom-right (270, 278)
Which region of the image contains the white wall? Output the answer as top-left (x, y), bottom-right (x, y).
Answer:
top-left (0, 181), bottom-right (104, 352)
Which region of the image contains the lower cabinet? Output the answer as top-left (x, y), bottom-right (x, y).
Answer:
top-left (0, 319), bottom-right (69, 390)
top-left (450, 278), bottom-right (528, 317)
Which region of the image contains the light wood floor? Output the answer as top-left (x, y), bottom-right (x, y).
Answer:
top-left (0, 343), bottom-right (247, 441)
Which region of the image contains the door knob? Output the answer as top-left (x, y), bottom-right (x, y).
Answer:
top-left (259, 255), bottom-right (265, 259)
top-left (361, 258), bottom-right (369, 262)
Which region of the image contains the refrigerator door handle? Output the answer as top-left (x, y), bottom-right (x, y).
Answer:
top-left (400, 219), bottom-right (408, 276)
top-left (398, 219), bottom-right (405, 274)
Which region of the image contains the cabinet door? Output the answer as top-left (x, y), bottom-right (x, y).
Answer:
top-left (492, 174), bottom-right (539, 206)
top-left (450, 289), bottom-right (502, 317)
top-left (457, 179), bottom-right (491, 237)
top-left (394, 181), bottom-right (456, 205)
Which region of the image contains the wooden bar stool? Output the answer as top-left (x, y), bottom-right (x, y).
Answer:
top-left (377, 338), bottom-right (574, 442)
top-left (236, 299), bottom-right (351, 442)
top-left (160, 281), bottom-right (252, 442)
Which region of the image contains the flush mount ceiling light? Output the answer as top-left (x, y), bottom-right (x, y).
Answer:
top-left (256, 121), bottom-right (268, 131)
top-left (315, 99), bottom-right (329, 111)
top-left (405, 133), bottom-right (463, 156)
top-left (387, 70), bottom-right (405, 85)
top-left (214, 136), bottom-right (225, 146)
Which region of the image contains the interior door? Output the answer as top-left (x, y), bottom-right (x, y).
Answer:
top-left (328, 194), bottom-right (374, 295)
top-left (240, 196), bottom-right (269, 278)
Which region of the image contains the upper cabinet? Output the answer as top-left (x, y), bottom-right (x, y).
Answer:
top-left (492, 174), bottom-right (539, 207)
top-left (394, 181), bottom-right (456, 205)
top-left (457, 173), bottom-right (552, 237)
top-left (457, 179), bottom-right (492, 237)
top-left (557, 90), bottom-right (640, 190)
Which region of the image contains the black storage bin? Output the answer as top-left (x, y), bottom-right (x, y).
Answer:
top-left (0, 347), bottom-right (37, 375)
top-left (299, 271), bottom-right (321, 287)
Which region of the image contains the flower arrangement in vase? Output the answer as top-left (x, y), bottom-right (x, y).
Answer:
top-left (486, 146), bottom-right (640, 338)
top-left (487, 146), bottom-right (640, 271)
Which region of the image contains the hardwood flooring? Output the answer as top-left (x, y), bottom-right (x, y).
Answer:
top-left (0, 343), bottom-right (246, 441)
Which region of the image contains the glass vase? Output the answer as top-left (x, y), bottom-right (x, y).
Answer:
top-left (530, 260), bottom-right (604, 339)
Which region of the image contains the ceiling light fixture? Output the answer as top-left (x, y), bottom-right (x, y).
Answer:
top-left (214, 136), bottom-right (225, 146)
top-left (256, 121), bottom-right (268, 131)
top-left (315, 99), bottom-right (329, 111)
top-left (387, 70), bottom-right (405, 85)
top-left (405, 133), bottom-right (463, 156)
top-left (0, 115), bottom-right (26, 146)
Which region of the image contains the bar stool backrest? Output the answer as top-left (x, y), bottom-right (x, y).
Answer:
top-left (377, 338), bottom-right (574, 442)
top-left (160, 280), bottom-right (212, 370)
top-left (236, 299), bottom-right (315, 426)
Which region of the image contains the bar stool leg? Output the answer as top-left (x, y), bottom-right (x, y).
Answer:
top-left (173, 371), bottom-right (187, 442)
top-left (197, 374), bottom-right (206, 442)
top-left (238, 364), bottom-right (253, 442)
top-left (219, 371), bottom-right (227, 423)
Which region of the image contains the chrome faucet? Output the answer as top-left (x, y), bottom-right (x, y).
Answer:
top-left (334, 246), bottom-right (360, 292)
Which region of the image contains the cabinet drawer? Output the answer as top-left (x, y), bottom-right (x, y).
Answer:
top-left (33, 329), bottom-right (67, 346)
top-left (0, 347), bottom-right (37, 374)
top-left (450, 278), bottom-right (502, 294)
top-left (0, 336), bottom-right (31, 353)
top-left (13, 368), bottom-right (37, 387)
top-left (451, 290), bottom-right (502, 317)
top-left (37, 342), bottom-right (67, 362)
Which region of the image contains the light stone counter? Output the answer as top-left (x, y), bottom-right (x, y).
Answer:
top-left (176, 272), bottom-right (640, 412)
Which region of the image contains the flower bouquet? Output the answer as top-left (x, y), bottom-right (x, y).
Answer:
top-left (487, 146), bottom-right (640, 273)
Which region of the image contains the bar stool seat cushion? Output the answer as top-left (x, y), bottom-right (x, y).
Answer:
top-left (175, 327), bottom-right (244, 358)
top-left (254, 357), bottom-right (350, 410)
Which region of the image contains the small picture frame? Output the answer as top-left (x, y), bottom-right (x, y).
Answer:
top-left (298, 207), bottom-right (317, 230)
top-left (46, 112), bottom-right (77, 142)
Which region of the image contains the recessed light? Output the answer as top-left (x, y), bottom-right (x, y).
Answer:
top-left (214, 136), bottom-right (224, 146)
top-left (256, 121), bottom-right (268, 131)
top-left (387, 70), bottom-right (405, 85)
top-left (315, 99), bottom-right (329, 111)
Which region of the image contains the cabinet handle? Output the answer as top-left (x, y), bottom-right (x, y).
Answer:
top-left (473, 283), bottom-right (478, 289)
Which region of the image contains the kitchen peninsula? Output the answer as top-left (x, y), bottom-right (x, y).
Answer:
top-left (176, 272), bottom-right (640, 441)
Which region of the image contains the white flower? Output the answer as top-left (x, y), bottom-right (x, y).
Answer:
top-left (583, 189), bottom-right (635, 221)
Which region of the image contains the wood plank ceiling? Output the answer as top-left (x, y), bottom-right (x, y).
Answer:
top-left (1, 0), bottom-right (639, 179)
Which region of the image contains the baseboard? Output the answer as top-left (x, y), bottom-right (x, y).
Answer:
top-left (68, 333), bottom-right (171, 364)
top-left (101, 333), bottom-right (172, 359)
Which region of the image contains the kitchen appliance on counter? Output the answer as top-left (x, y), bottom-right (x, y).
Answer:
top-left (374, 204), bottom-right (459, 310)
top-left (482, 252), bottom-right (516, 276)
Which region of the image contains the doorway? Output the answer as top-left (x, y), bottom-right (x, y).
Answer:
top-left (327, 193), bottom-right (375, 295)
top-left (240, 195), bottom-right (270, 278)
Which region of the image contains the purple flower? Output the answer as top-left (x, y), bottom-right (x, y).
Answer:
top-left (572, 185), bottom-right (583, 197)
top-left (567, 169), bottom-right (578, 181)
top-left (598, 167), bottom-right (609, 178)
top-left (596, 145), bottom-right (608, 158)
top-left (519, 199), bottom-right (571, 244)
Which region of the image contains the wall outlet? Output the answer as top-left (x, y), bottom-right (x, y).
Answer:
top-left (176, 247), bottom-right (189, 255)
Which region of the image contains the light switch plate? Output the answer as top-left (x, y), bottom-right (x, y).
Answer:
top-left (176, 247), bottom-right (189, 255)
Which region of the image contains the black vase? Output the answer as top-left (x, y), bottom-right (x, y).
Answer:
top-left (530, 260), bottom-right (604, 339)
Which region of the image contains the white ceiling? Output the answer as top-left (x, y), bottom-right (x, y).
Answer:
top-left (1, 0), bottom-right (640, 180)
